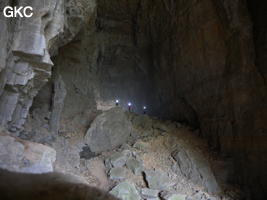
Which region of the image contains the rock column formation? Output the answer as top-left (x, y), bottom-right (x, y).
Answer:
top-left (0, 0), bottom-right (84, 131)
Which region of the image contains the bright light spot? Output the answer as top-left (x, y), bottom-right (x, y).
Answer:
top-left (143, 106), bottom-right (147, 110)
top-left (116, 99), bottom-right (119, 103)
top-left (128, 102), bottom-right (132, 106)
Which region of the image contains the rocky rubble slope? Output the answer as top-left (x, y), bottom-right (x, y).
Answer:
top-left (1, 108), bottom-right (241, 200)
top-left (82, 108), bottom-right (241, 200)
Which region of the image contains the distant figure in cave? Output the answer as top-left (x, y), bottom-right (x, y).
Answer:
top-left (128, 102), bottom-right (132, 112)
top-left (143, 106), bottom-right (147, 114)
top-left (0, 169), bottom-right (118, 200)
top-left (115, 99), bottom-right (119, 106)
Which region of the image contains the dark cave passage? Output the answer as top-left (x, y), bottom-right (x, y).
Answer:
top-left (247, 0), bottom-right (267, 83)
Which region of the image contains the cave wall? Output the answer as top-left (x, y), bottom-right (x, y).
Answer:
top-left (143, 0), bottom-right (267, 198)
top-left (0, 0), bottom-right (266, 199)
top-left (41, 0), bottom-right (155, 134)
top-left (247, 0), bottom-right (267, 82)
top-left (33, 1), bottom-right (267, 197)
top-left (53, 0), bottom-right (267, 198)
top-left (92, 0), bottom-right (153, 114)
top-left (0, 0), bottom-right (84, 132)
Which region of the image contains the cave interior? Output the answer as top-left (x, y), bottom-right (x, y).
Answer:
top-left (0, 0), bottom-right (266, 200)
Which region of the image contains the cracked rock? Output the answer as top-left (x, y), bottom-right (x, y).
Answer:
top-left (110, 182), bottom-right (141, 200)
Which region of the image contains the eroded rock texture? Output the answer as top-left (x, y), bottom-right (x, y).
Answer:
top-left (0, 0), bottom-right (84, 131)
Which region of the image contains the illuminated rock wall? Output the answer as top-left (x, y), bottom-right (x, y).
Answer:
top-left (0, 0), bottom-right (83, 131)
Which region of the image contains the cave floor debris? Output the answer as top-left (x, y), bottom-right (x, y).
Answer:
top-left (17, 108), bottom-right (242, 200)
top-left (52, 110), bottom-right (241, 200)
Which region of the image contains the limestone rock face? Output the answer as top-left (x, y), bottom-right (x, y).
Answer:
top-left (0, 133), bottom-right (56, 173)
top-left (85, 108), bottom-right (133, 152)
top-left (0, 0), bottom-right (84, 131)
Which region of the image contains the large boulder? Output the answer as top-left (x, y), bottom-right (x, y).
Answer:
top-left (0, 133), bottom-right (56, 173)
top-left (85, 108), bottom-right (133, 152)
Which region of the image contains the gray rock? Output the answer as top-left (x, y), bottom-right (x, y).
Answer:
top-left (110, 182), bottom-right (141, 200)
top-left (49, 74), bottom-right (67, 134)
top-left (144, 170), bottom-right (174, 190)
top-left (208, 197), bottom-right (217, 200)
top-left (185, 192), bottom-right (207, 200)
top-left (126, 158), bottom-right (143, 175)
top-left (172, 146), bottom-right (221, 194)
top-left (141, 188), bottom-right (159, 198)
top-left (146, 198), bottom-right (161, 200)
top-left (110, 150), bottom-right (131, 167)
top-left (85, 108), bottom-right (133, 152)
top-left (109, 167), bottom-right (129, 180)
top-left (0, 133), bottom-right (56, 173)
top-left (162, 193), bottom-right (187, 200)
